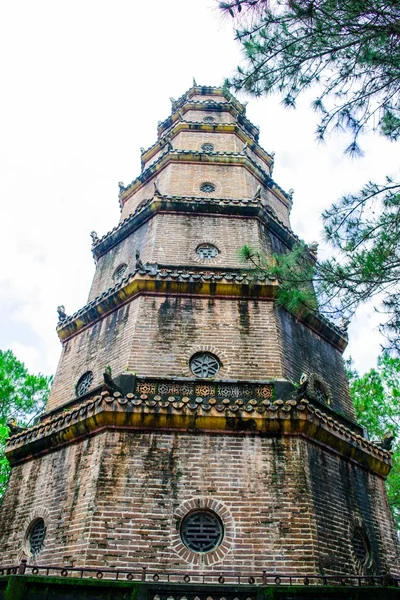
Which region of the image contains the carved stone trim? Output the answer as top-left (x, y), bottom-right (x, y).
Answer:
top-left (5, 391), bottom-right (392, 477)
top-left (171, 497), bottom-right (234, 567)
top-left (19, 507), bottom-right (50, 562)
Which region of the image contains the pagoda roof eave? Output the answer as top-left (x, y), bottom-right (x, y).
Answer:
top-left (6, 389), bottom-right (391, 477)
top-left (157, 100), bottom-right (259, 141)
top-left (141, 122), bottom-right (273, 169)
top-left (93, 195), bottom-right (299, 260)
top-left (119, 149), bottom-right (291, 210)
top-left (170, 84), bottom-right (247, 115)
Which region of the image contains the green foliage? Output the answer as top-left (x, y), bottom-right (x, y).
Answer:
top-left (220, 0), bottom-right (400, 350)
top-left (347, 353), bottom-right (400, 529)
top-left (220, 0), bottom-right (400, 152)
top-left (239, 242), bottom-right (318, 316)
top-left (0, 349), bottom-right (52, 498)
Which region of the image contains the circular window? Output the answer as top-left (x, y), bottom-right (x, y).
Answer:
top-left (202, 143), bottom-right (214, 152)
top-left (196, 244), bottom-right (219, 259)
top-left (203, 116), bottom-right (215, 123)
top-left (28, 519), bottom-right (46, 556)
top-left (181, 510), bottom-right (223, 553)
top-left (76, 371), bottom-right (94, 397)
top-left (352, 527), bottom-right (371, 567)
top-left (314, 381), bottom-right (328, 404)
top-left (190, 352), bottom-right (220, 378)
top-left (113, 263), bottom-right (127, 281)
top-left (200, 182), bottom-right (216, 193)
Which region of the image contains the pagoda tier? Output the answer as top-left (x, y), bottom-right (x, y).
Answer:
top-left (0, 86), bottom-right (398, 589)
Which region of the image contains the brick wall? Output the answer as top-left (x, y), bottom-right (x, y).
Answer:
top-left (89, 214), bottom-right (266, 302)
top-left (0, 431), bottom-right (397, 575)
top-left (275, 309), bottom-right (355, 419)
top-left (120, 163), bottom-right (290, 226)
top-left (47, 301), bottom-right (140, 412)
top-left (144, 132), bottom-right (270, 176)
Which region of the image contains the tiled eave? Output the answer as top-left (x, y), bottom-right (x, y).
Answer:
top-left (93, 195), bottom-right (299, 260)
top-left (141, 122), bottom-right (273, 170)
top-left (56, 271), bottom-right (279, 341)
top-left (157, 101), bottom-right (259, 142)
top-left (171, 85), bottom-right (246, 115)
top-left (119, 149), bottom-right (291, 210)
top-left (5, 390), bottom-right (391, 477)
top-left (55, 265), bottom-right (348, 350)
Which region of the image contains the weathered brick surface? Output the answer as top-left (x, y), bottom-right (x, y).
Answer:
top-left (0, 431), bottom-right (397, 575)
top-left (48, 295), bottom-right (283, 410)
top-left (47, 301), bottom-right (140, 412)
top-left (275, 309), bottom-right (355, 419)
top-left (88, 214), bottom-right (266, 302)
top-left (183, 109), bottom-right (235, 124)
top-left (2, 87), bottom-right (397, 580)
top-left (120, 162), bottom-right (289, 225)
top-left (306, 444), bottom-right (399, 575)
top-left (144, 132), bottom-right (270, 176)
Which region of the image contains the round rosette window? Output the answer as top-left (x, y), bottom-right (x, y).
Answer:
top-left (203, 116), bottom-right (215, 123)
top-left (190, 352), bottom-right (220, 378)
top-left (113, 263), bottom-right (127, 282)
top-left (76, 371), bottom-right (93, 397)
top-left (200, 182), bottom-right (216, 193)
top-left (181, 510), bottom-right (223, 553)
top-left (202, 143), bottom-right (214, 152)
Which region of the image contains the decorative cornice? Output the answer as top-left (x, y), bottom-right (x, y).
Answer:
top-left (157, 100), bottom-right (259, 142)
top-left (141, 122), bottom-right (273, 171)
top-left (171, 85), bottom-right (246, 115)
top-left (92, 194), bottom-right (299, 259)
top-left (119, 148), bottom-right (291, 210)
top-left (56, 269), bottom-right (278, 341)
top-left (5, 389), bottom-right (391, 477)
top-left (55, 263), bottom-right (347, 349)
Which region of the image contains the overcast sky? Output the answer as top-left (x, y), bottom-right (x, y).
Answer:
top-left (0, 0), bottom-right (398, 378)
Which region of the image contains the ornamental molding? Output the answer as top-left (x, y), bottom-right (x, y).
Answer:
top-left (55, 265), bottom-right (347, 351)
top-left (171, 497), bottom-right (234, 567)
top-left (141, 122), bottom-right (272, 171)
top-left (171, 85), bottom-right (246, 116)
top-left (5, 389), bottom-right (392, 477)
top-left (93, 195), bottom-right (298, 260)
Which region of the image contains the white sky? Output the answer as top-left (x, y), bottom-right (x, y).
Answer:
top-left (0, 0), bottom-right (398, 378)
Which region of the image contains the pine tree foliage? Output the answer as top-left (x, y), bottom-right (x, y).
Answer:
top-left (219, 0), bottom-right (400, 150)
top-left (347, 353), bottom-right (400, 529)
top-left (0, 349), bottom-right (52, 499)
top-left (221, 0), bottom-right (400, 350)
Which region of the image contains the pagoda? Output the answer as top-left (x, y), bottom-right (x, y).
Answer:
top-left (0, 85), bottom-right (399, 599)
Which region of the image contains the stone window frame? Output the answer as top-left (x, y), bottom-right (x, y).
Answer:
top-left (171, 497), bottom-right (234, 566)
top-left (184, 345), bottom-right (227, 379)
top-left (113, 263), bottom-right (128, 282)
top-left (192, 238), bottom-right (223, 265)
top-left (349, 519), bottom-right (373, 573)
top-left (200, 181), bottom-right (216, 194)
top-left (20, 507), bottom-right (50, 560)
top-left (307, 373), bottom-right (331, 406)
top-left (76, 371), bottom-right (94, 398)
top-left (189, 351), bottom-right (221, 379)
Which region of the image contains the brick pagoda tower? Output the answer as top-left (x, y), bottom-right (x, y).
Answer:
top-left (0, 85), bottom-right (399, 599)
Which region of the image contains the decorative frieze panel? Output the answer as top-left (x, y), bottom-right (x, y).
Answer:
top-left (135, 379), bottom-right (274, 405)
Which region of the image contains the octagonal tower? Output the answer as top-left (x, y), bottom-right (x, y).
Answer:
top-left (0, 86), bottom-right (398, 596)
